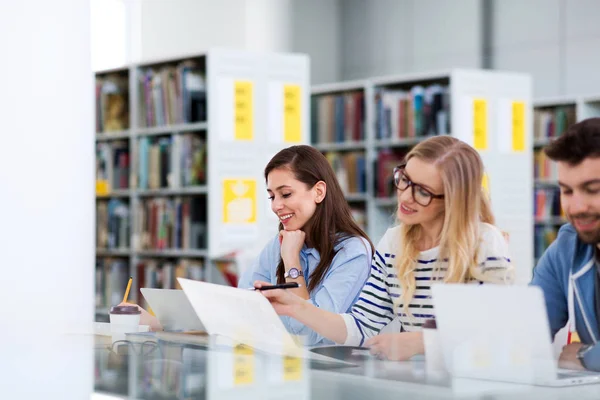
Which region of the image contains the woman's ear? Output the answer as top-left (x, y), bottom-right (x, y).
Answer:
top-left (314, 181), bottom-right (327, 204)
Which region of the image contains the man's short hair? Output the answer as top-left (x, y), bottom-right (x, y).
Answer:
top-left (544, 117), bottom-right (600, 165)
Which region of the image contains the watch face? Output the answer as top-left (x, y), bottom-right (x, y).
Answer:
top-left (289, 268), bottom-right (299, 279)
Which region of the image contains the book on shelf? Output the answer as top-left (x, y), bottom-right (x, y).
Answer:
top-left (534, 187), bottom-right (564, 221)
top-left (534, 149), bottom-right (557, 180)
top-left (374, 149), bottom-right (406, 198)
top-left (136, 197), bottom-right (207, 251)
top-left (96, 199), bottom-right (130, 249)
top-left (350, 207), bottom-right (367, 231)
top-left (96, 141), bottom-right (130, 192)
top-left (324, 151), bottom-right (366, 195)
top-left (95, 258), bottom-right (129, 309)
top-left (138, 60), bottom-right (206, 128)
top-left (138, 133), bottom-right (206, 190)
top-left (312, 91), bottom-right (364, 144)
top-left (96, 73), bottom-right (129, 133)
top-left (533, 106), bottom-right (576, 141)
top-left (534, 225), bottom-right (559, 260)
top-left (136, 259), bottom-right (205, 309)
top-left (375, 84), bottom-right (449, 140)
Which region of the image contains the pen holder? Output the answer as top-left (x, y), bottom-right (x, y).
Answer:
top-left (109, 305), bottom-right (141, 343)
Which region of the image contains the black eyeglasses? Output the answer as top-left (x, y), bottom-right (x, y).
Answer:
top-left (393, 164), bottom-right (444, 207)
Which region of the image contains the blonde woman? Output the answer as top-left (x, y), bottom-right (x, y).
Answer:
top-left (255, 136), bottom-right (513, 360)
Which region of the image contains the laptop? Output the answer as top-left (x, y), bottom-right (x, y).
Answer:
top-left (140, 288), bottom-right (205, 332)
top-left (431, 284), bottom-right (600, 387)
top-left (176, 278), bottom-right (355, 367)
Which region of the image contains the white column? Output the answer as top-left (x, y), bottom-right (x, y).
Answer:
top-left (0, 1), bottom-right (93, 398)
top-left (245, 0), bottom-right (293, 52)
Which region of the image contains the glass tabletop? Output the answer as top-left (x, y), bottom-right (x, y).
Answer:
top-left (92, 332), bottom-right (600, 400)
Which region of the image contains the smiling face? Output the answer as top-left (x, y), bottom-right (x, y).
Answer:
top-left (267, 167), bottom-right (325, 231)
top-left (557, 157), bottom-right (600, 245)
top-left (396, 157), bottom-right (445, 226)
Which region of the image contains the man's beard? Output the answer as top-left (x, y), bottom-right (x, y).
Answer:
top-left (569, 213), bottom-right (600, 245)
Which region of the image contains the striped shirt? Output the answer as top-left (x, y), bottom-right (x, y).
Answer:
top-left (341, 222), bottom-right (513, 346)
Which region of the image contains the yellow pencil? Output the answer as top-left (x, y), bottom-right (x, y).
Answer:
top-left (122, 276), bottom-right (133, 303)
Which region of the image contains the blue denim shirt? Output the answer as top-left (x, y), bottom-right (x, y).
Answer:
top-left (238, 234), bottom-right (372, 346)
top-left (531, 223), bottom-right (600, 371)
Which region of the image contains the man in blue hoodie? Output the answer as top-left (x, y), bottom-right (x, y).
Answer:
top-left (532, 117), bottom-right (600, 372)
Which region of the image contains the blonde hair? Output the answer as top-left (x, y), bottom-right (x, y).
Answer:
top-left (396, 136), bottom-right (494, 316)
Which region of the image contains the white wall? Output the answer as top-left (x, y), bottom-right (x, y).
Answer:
top-left (339, 0), bottom-right (482, 80)
top-left (338, 0), bottom-right (600, 98)
top-left (493, 0), bottom-right (600, 98)
top-left (290, 0), bottom-right (342, 84)
top-left (140, 0), bottom-right (247, 61)
top-left (137, 0), bottom-right (339, 83)
top-left (1, 0), bottom-right (94, 397)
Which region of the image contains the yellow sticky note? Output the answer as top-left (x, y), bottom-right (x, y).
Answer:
top-left (482, 173), bottom-right (490, 196)
top-left (283, 355), bottom-right (303, 381)
top-left (512, 101), bottom-right (525, 152)
top-left (233, 344), bottom-right (254, 386)
top-left (284, 84), bottom-right (302, 143)
top-left (473, 99), bottom-right (488, 150)
top-left (96, 180), bottom-right (109, 196)
top-left (234, 81), bottom-right (253, 141)
top-left (223, 179), bottom-right (257, 223)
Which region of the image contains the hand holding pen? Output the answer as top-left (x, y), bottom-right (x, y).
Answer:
top-left (249, 282), bottom-right (300, 291)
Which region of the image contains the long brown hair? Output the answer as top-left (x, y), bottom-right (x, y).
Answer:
top-left (264, 145), bottom-right (374, 292)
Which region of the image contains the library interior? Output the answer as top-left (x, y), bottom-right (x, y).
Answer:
top-left (4, 0), bottom-right (600, 399)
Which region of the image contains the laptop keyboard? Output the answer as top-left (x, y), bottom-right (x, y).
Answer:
top-left (557, 369), bottom-right (599, 379)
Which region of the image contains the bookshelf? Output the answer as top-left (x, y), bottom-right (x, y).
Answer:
top-left (531, 95), bottom-right (600, 264)
top-left (311, 69), bottom-right (533, 283)
top-left (94, 49), bottom-right (309, 316)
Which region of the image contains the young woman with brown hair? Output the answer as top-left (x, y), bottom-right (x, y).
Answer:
top-left (238, 145), bottom-right (374, 345)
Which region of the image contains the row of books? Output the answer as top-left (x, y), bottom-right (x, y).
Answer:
top-left (534, 149), bottom-right (557, 180)
top-left (534, 226), bottom-right (559, 260)
top-left (96, 199), bottom-right (129, 249)
top-left (351, 207), bottom-right (366, 231)
top-left (135, 259), bottom-right (205, 309)
top-left (534, 188), bottom-right (563, 220)
top-left (96, 141), bottom-right (130, 190)
top-left (95, 258), bottom-right (129, 309)
top-left (138, 134), bottom-right (206, 190)
top-left (533, 106), bottom-right (576, 141)
top-left (325, 151), bottom-right (366, 194)
top-left (311, 92), bottom-right (365, 144)
top-left (135, 197), bottom-right (207, 251)
top-left (96, 74), bottom-right (129, 133)
top-left (138, 61), bottom-right (206, 128)
top-left (94, 257), bottom-right (239, 311)
top-left (375, 84), bottom-right (449, 140)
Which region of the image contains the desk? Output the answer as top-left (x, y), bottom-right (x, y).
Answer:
top-left (94, 334), bottom-right (600, 400)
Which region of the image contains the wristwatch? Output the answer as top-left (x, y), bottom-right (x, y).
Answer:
top-left (576, 344), bottom-right (593, 368)
top-left (284, 268), bottom-right (304, 279)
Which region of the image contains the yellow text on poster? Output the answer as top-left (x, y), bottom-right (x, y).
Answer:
top-left (512, 101), bottom-right (525, 152)
top-left (233, 344), bottom-right (255, 386)
top-left (235, 81), bottom-right (253, 141)
top-left (223, 179), bottom-right (257, 223)
top-left (283, 355), bottom-right (303, 381)
top-left (284, 84), bottom-right (302, 143)
top-left (473, 99), bottom-right (488, 150)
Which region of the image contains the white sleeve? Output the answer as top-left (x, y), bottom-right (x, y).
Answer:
top-left (473, 223), bottom-right (514, 284)
top-left (341, 313), bottom-right (364, 346)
